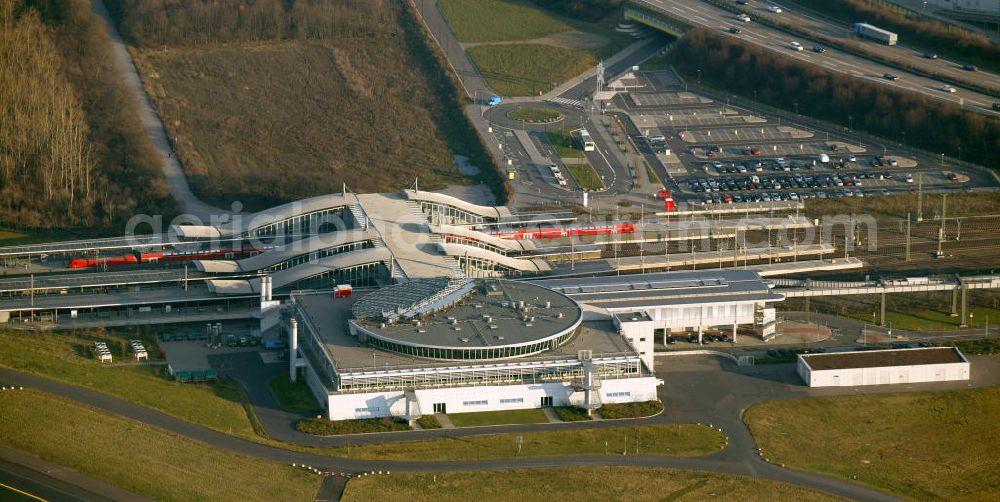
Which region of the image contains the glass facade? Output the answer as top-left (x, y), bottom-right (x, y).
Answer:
top-left (357, 328), bottom-right (574, 361)
top-left (418, 202), bottom-right (495, 226)
top-left (282, 262), bottom-right (386, 291)
top-left (247, 207), bottom-right (347, 238)
top-left (265, 241), bottom-right (374, 273)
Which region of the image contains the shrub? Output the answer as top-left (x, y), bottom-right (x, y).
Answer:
top-left (553, 406), bottom-right (592, 422)
top-left (416, 415), bottom-right (442, 429)
top-left (296, 417), bottom-right (410, 436)
top-left (598, 400), bottom-right (663, 419)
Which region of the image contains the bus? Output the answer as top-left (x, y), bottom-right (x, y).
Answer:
top-left (575, 128), bottom-right (596, 152)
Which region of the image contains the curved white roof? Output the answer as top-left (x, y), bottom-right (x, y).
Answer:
top-left (428, 224), bottom-right (537, 252)
top-left (438, 243), bottom-right (550, 273)
top-left (402, 189), bottom-right (512, 219)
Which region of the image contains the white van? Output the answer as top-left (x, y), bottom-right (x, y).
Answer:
top-left (818, 153), bottom-right (830, 164)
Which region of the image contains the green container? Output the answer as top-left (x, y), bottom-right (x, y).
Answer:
top-left (226, 334), bottom-right (237, 347)
top-left (205, 369), bottom-right (218, 381)
top-left (176, 371), bottom-right (192, 382)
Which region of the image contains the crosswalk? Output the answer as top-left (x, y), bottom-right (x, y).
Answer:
top-left (547, 97), bottom-right (585, 109)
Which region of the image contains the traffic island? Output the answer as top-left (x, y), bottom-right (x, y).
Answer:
top-left (506, 107), bottom-right (564, 124)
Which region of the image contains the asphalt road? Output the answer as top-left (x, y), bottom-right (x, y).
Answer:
top-left (633, 0), bottom-right (1000, 116)
top-left (0, 458), bottom-right (116, 502)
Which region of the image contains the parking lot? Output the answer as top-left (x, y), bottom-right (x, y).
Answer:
top-left (683, 159), bottom-right (962, 204)
top-left (630, 91), bottom-right (713, 107)
top-left (681, 125), bottom-right (813, 143)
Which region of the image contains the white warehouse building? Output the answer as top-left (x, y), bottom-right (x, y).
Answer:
top-left (797, 347), bottom-right (970, 387)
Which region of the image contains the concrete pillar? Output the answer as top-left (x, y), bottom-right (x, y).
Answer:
top-left (289, 318), bottom-right (299, 382)
top-left (880, 293), bottom-right (886, 327)
top-left (697, 325), bottom-right (703, 345)
top-left (960, 287), bottom-right (969, 328)
top-left (732, 322), bottom-right (738, 344)
top-left (951, 288), bottom-right (959, 317)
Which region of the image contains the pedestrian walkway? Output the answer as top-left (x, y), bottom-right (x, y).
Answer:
top-left (434, 413), bottom-right (456, 429)
top-left (541, 407), bottom-right (561, 423)
top-left (547, 97), bottom-right (585, 109)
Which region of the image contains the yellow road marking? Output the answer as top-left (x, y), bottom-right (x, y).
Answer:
top-left (0, 481), bottom-right (49, 502)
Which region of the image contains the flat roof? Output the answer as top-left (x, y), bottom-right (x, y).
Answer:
top-left (353, 280), bottom-right (581, 349)
top-left (295, 291), bottom-right (630, 371)
top-left (357, 192), bottom-right (458, 279)
top-left (614, 311), bottom-right (652, 322)
top-left (801, 347), bottom-right (966, 371)
top-left (532, 269), bottom-right (782, 307)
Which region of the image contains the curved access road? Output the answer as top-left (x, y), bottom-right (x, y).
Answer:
top-left (0, 365), bottom-right (925, 502)
top-left (91, 0), bottom-right (231, 222)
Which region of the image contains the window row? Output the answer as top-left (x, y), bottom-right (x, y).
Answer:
top-left (362, 330), bottom-right (573, 361)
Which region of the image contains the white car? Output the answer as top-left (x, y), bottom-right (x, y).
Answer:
top-left (768, 5), bottom-right (783, 13)
top-left (905, 174), bottom-right (915, 183)
top-left (789, 41), bottom-right (803, 51)
top-left (939, 85), bottom-right (957, 93)
top-left (737, 13), bottom-right (751, 22)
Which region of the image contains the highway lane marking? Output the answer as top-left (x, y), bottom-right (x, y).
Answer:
top-left (0, 481), bottom-right (49, 502)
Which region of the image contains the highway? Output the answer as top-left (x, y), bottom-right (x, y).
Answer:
top-left (756, 2), bottom-right (1000, 92)
top-left (633, 0), bottom-right (1000, 116)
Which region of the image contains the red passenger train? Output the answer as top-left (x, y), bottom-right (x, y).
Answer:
top-left (68, 248), bottom-right (262, 269)
top-left (488, 223), bottom-right (637, 240)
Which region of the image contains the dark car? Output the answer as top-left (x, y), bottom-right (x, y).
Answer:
top-left (993, 103), bottom-right (1000, 111)
top-left (666, 336), bottom-right (676, 344)
top-left (767, 349), bottom-right (779, 357)
top-left (883, 73), bottom-right (899, 81)
top-left (730, 27), bottom-right (742, 34)
top-left (962, 64), bottom-right (978, 71)
top-left (812, 46), bottom-right (826, 53)
top-left (923, 52), bottom-right (938, 59)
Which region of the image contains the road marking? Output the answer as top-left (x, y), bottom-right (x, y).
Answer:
top-left (0, 481), bottom-right (49, 502)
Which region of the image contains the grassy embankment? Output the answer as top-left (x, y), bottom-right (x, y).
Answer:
top-left (440, 0), bottom-right (632, 96)
top-left (0, 390), bottom-right (321, 501)
top-left (267, 375), bottom-right (322, 414)
top-left (342, 467), bottom-right (845, 501)
top-left (0, 329), bottom-right (260, 439)
top-left (745, 387), bottom-right (1000, 500)
top-left (108, 0), bottom-right (505, 210)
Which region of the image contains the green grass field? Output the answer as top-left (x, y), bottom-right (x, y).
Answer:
top-left (745, 387), bottom-right (1000, 500)
top-left (566, 163), bottom-right (605, 191)
top-left (507, 107), bottom-right (563, 123)
top-left (447, 408), bottom-right (549, 427)
top-left (332, 424), bottom-right (725, 461)
top-left (805, 192), bottom-right (1000, 220)
top-left (440, 0), bottom-right (578, 43)
top-left (469, 44), bottom-right (597, 97)
top-left (267, 375), bottom-right (321, 414)
top-left (0, 390), bottom-right (321, 501)
top-left (342, 467), bottom-right (844, 501)
top-left (0, 329), bottom-right (258, 439)
top-left (544, 130), bottom-right (583, 159)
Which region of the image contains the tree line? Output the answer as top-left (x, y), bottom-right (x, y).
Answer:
top-left (786, 0), bottom-right (999, 72)
top-left (0, 0), bottom-right (173, 229)
top-left (669, 28), bottom-right (1000, 168)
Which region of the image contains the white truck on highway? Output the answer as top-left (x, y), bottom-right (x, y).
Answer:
top-left (853, 22), bottom-right (897, 46)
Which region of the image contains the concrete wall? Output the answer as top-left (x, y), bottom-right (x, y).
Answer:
top-left (324, 377), bottom-right (660, 420)
top-left (800, 361), bottom-right (971, 387)
top-left (615, 318), bottom-right (655, 370)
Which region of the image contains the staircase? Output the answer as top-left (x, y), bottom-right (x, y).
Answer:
top-left (406, 201), bottom-right (464, 276)
top-left (348, 203), bottom-right (368, 230)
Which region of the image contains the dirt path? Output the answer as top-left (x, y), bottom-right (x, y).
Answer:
top-left (91, 0), bottom-right (232, 222)
top-left (462, 31), bottom-right (609, 50)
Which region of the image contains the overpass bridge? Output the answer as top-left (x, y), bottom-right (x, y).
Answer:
top-left (773, 274), bottom-right (1000, 328)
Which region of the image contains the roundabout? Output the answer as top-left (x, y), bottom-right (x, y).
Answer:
top-left (506, 107), bottom-right (564, 124)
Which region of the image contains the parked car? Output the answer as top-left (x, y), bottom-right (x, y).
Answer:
top-left (939, 85), bottom-right (957, 93)
top-left (264, 338), bottom-right (287, 350)
top-left (962, 64), bottom-right (978, 71)
top-left (923, 52), bottom-right (938, 59)
top-left (811, 46), bottom-right (826, 53)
